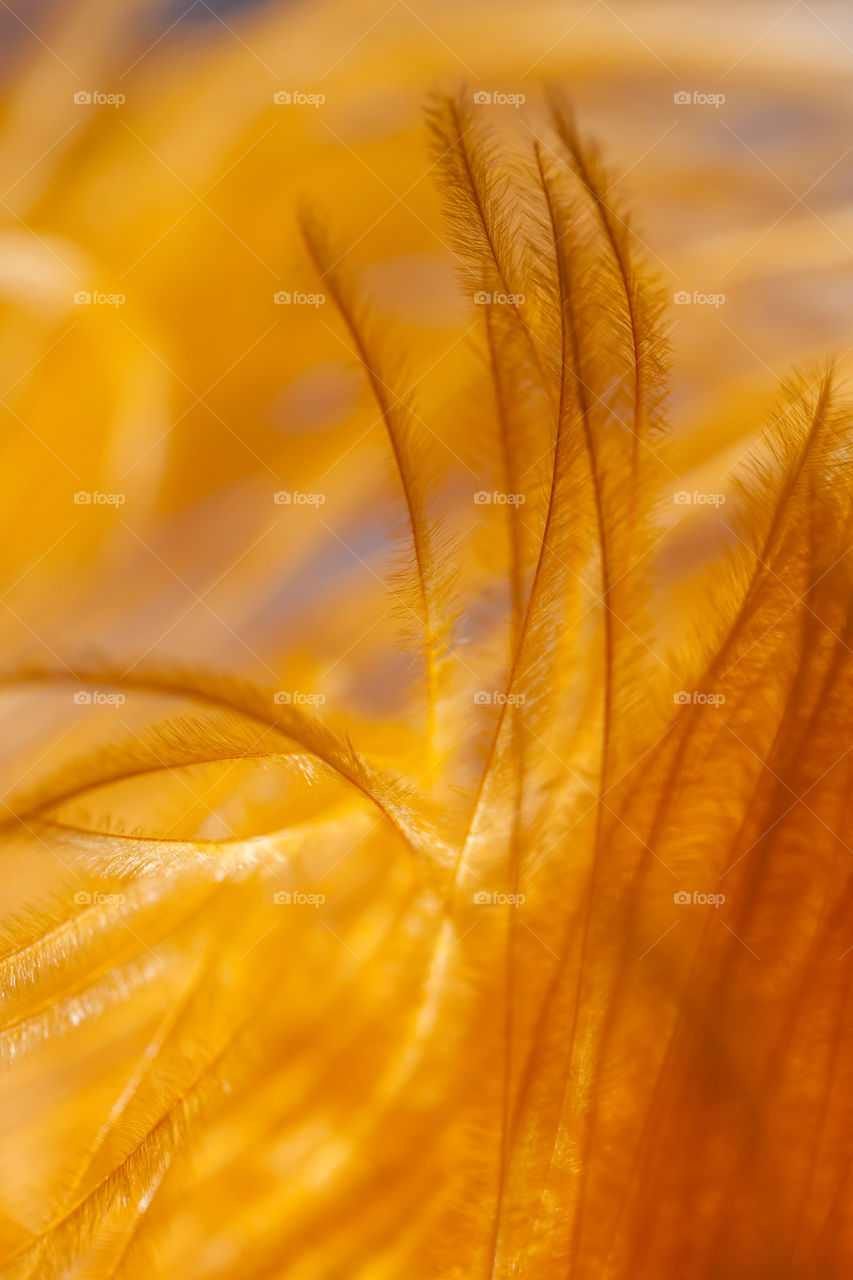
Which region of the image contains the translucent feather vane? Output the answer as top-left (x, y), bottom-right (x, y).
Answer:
top-left (1, 29), bottom-right (853, 1280)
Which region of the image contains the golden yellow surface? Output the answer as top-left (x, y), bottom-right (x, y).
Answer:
top-left (0, 3), bottom-right (852, 1277)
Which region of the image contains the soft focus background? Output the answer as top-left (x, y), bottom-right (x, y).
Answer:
top-left (1, 3), bottom-right (852, 1276)
top-left (0, 0), bottom-right (852, 687)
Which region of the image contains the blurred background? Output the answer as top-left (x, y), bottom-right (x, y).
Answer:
top-left (0, 6), bottom-right (851, 1275)
top-left (0, 0), bottom-right (851, 693)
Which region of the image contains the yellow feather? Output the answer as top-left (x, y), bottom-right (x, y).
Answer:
top-left (1, 6), bottom-right (852, 1279)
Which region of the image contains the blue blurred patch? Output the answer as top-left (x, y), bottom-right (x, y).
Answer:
top-left (164, 0), bottom-right (276, 18)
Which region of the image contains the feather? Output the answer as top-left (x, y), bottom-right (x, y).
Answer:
top-left (298, 214), bottom-right (457, 761)
top-left (1, 56), bottom-right (853, 1280)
